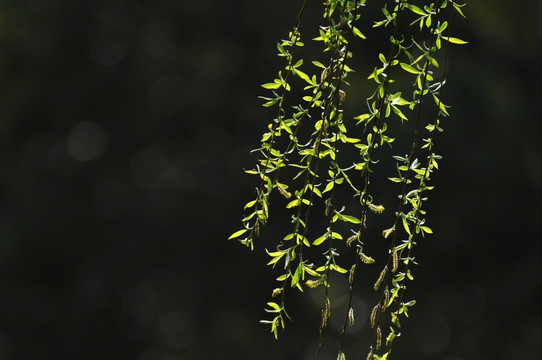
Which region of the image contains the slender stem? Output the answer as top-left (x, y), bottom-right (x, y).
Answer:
top-left (396, 0), bottom-right (455, 315)
top-left (246, 0), bottom-right (311, 245)
top-left (369, 2), bottom-right (455, 357)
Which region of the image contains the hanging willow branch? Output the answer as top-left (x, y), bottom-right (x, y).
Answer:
top-left (229, 0), bottom-right (467, 358)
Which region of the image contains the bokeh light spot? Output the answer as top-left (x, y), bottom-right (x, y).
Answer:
top-left (156, 310), bottom-right (194, 350)
top-left (148, 75), bottom-right (186, 115)
top-left (130, 148), bottom-right (169, 188)
top-left (66, 121), bottom-right (107, 161)
top-left (415, 313), bottom-right (451, 355)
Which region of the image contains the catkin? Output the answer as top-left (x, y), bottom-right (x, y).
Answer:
top-left (347, 234), bottom-right (357, 247)
top-left (348, 307), bottom-right (355, 326)
top-left (382, 226), bottom-right (395, 238)
top-left (368, 203), bottom-right (385, 213)
top-left (361, 252), bottom-right (375, 264)
top-left (306, 279), bottom-right (324, 288)
top-left (392, 250), bottom-right (399, 273)
top-left (370, 304), bottom-right (379, 328)
top-left (324, 198), bottom-right (332, 216)
top-left (278, 186), bottom-right (291, 199)
top-left (272, 288), bottom-right (282, 297)
top-left (338, 89), bottom-right (346, 102)
top-left (348, 265), bottom-right (356, 284)
top-left (374, 266), bottom-right (387, 291)
top-left (254, 221), bottom-right (260, 236)
top-left (321, 313), bottom-right (328, 328)
top-left (321, 67), bottom-right (329, 85)
top-left (386, 331), bottom-right (396, 347)
top-left (376, 326), bottom-right (382, 350)
top-left (382, 287), bottom-right (390, 310)
top-left (321, 297), bottom-right (331, 327)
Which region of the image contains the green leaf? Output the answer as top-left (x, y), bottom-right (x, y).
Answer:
top-left (373, 19), bottom-right (387, 28)
top-left (343, 136), bottom-right (361, 144)
top-left (420, 225), bottom-right (433, 234)
top-left (307, 184), bottom-right (322, 198)
top-left (313, 235), bottom-right (326, 246)
top-left (303, 265), bottom-right (320, 277)
top-left (352, 26), bottom-right (366, 39)
top-left (400, 62), bottom-right (419, 74)
top-left (291, 262), bottom-right (304, 288)
top-left (389, 93), bottom-right (411, 106)
top-left (294, 69), bottom-right (313, 84)
top-left (408, 4), bottom-right (426, 15)
top-left (438, 21), bottom-right (448, 33)
top-left (402, 216), bottom-right (411, 235)
top-left (283, 233), bottom-right (295, 241)
top-left (322, 181), bottom-right (334, 193)
top-left (244, 200), bottom-right (257, 209)
top-left (276, 42), bottom-right (287, 56)
top-left (261, 82), bottom-right (282, 89)
top-left (453, 2), bottom-right (467, 18)
top-left (286, 199), bottom-right (302, 208)
top-left (267, 253), bottom-right (285, 266)
top-left (373, 352), bottom-right (389, 360)
top-left (312, 60), bottom-right (326, 69)
top-left (392, 105), bottom-right (408, 121)
top-left (354, 113), bottom-right (372, 124)
top-left (442, 36), bottom-right (468, 44)
top-left (339, 214), bottom-right (361, 224)
top-left (276, 274), bottom-right (288, 281)
top-left (266, 302), bottom-right (281, 312)
top-left (228, 229), bottom-right (248, 240)
top-left (329, 0), bottom-right (338, 16)
top-left (330, 264), bottom-right (348, 273)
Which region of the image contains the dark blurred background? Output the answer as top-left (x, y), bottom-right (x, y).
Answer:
top-left (0, 0), bottom-right (541, 359)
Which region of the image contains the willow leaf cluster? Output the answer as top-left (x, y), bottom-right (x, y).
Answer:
top-left (229, 0), bottom-right (466, 358)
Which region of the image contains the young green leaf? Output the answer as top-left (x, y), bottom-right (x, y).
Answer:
top-left (261, 82), bottom-right (282, 89)
top-left (228, 229), bottom-right (248, 240)
top-left (442, 36), bottom-right (468, 44)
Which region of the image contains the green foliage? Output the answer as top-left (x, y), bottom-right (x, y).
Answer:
top-left (230, 0), bottom-right (466, 358)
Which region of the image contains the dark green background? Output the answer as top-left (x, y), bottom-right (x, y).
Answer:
top-left (0, 0), bottom-right (540, 359)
